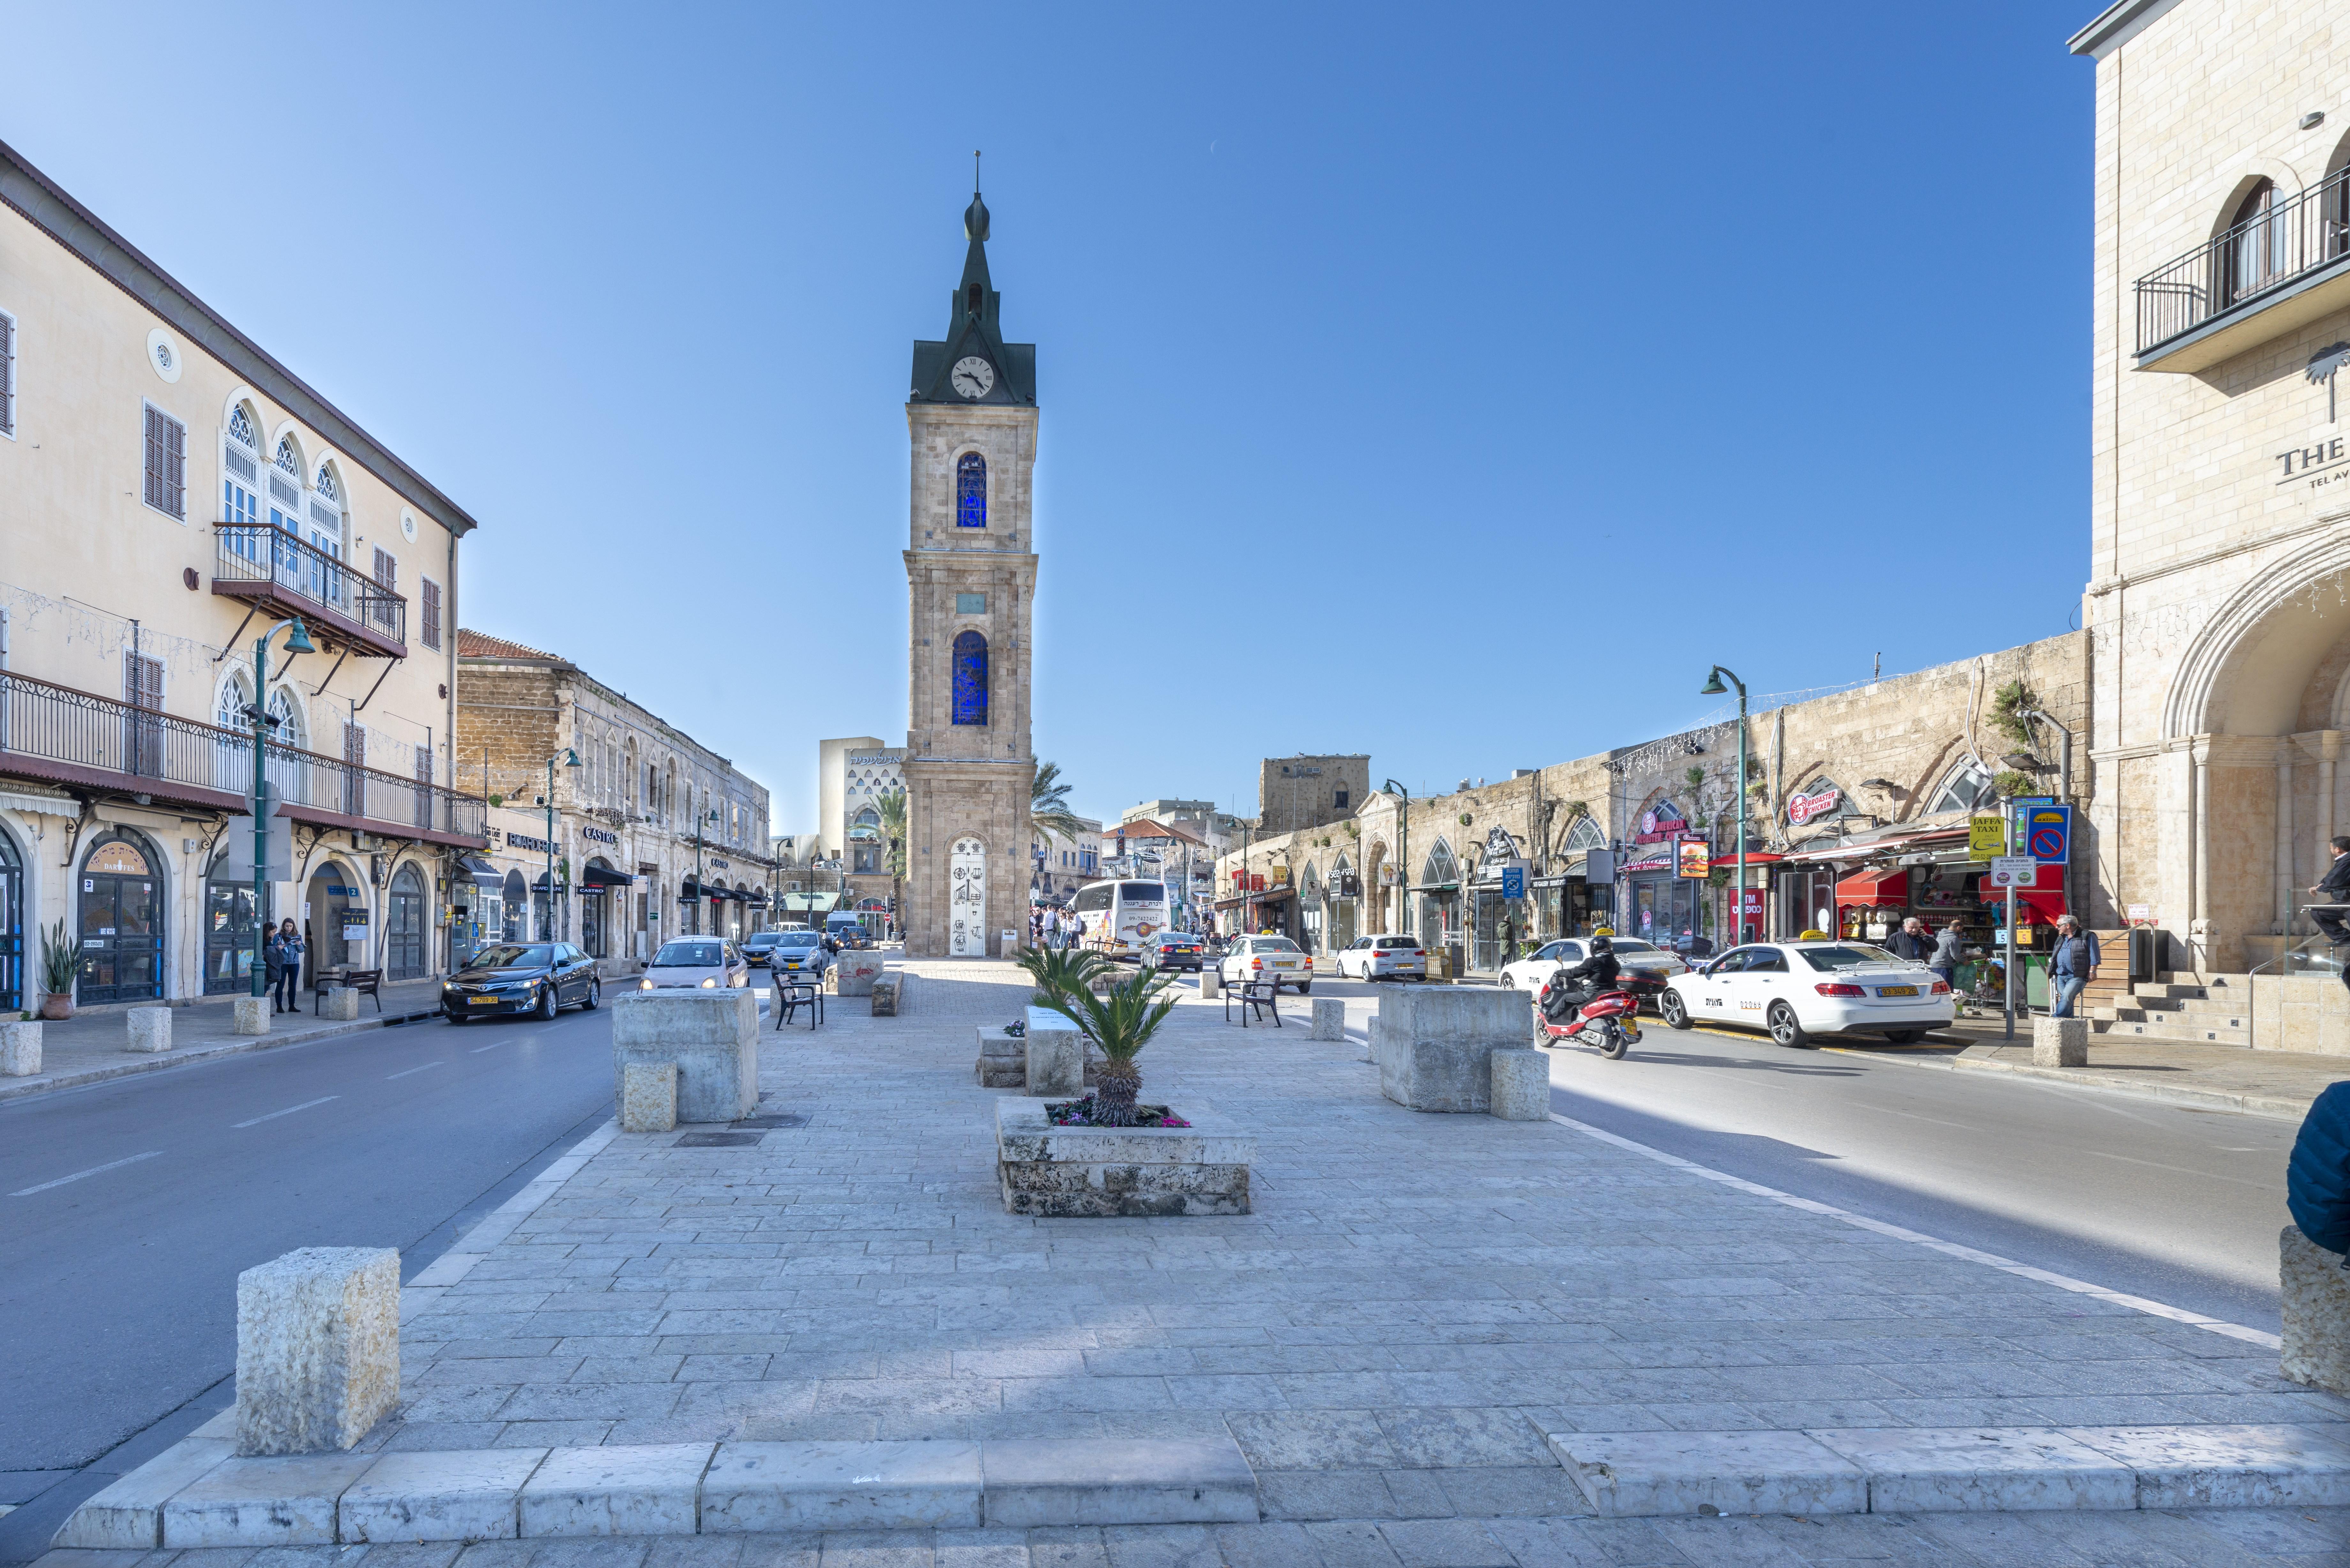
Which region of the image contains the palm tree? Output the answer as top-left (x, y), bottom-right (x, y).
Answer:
top-left (1031, 759), bottom-right (1084, 848)
top-left (876, 788), bottom-right (907, 939)
top-left (1032, 964), bottom-right (1181, 1125)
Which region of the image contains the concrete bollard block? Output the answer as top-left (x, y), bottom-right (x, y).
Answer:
top-left (611, 989), bottom-right (758, 1123)
top-left (2032, 1014), bottom-right (2089, 1068)
top-left (235, 1247), bottom-right (401, 1455)
top-left (830, 950), bottom-right (885, 997)
top-left (1375, 985), bottom-right (1529, 1113)
top-left (620, 1061), bottom-right (678, 1133)
top-left (1, 1019), bottom-right (42, 1075)
top-left (1490, 1047), bottom-right (1550, 1121)
top-left (1310, 998), bottom-right (1345, 1041)
top-left (1200, 967), bottom-right (1221, 999)
top-left (2282, 1225), bottom-right (2350, 1396)
top-left (319, 987), bottom-right (360, 1023)
top-left (125, 1005), bottom-right (173, 1053)
top-left (1024, 1005), bottom-right (1085, 1097)
top-left (872, 971), bottom-right (905, 1016)
top-left (232, 996), bottom-right (271, 1036)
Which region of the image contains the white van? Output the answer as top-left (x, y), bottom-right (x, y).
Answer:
top-left (1072, 879), bottom-right (1170, 960)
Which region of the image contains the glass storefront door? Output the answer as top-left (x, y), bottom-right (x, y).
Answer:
top-left (204, 859), bottom-right (263, 994)
top-left (1628, 876), bottom-right (1706, 954)
top-left (386, 866), bottom-right (427, 979)
top-left (80, 835), bottom-right (164, 1004)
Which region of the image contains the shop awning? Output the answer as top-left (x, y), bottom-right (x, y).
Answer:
top-left (1708, 850), bottom-right (1785, 865)
top-left (457, 856), bottom-right (501, 888)
top-left (745, 893), bottom-right (769, 908)
top-left (777, 891), bottom-right (838, 912)
top-left (580, 864), bottom-right (634, 888)
top-left (1835, 868), bottom-right (1912, 902)
top-left (679, 878), bottom-right (704, 900)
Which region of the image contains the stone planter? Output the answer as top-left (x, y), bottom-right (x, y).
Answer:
top-left (975, 1022), bottom-right (1100, 1090)
top-left (995, 1097), bottom-right (1254, 1217)
top-left (39, 992), bottom-right (73, 1022)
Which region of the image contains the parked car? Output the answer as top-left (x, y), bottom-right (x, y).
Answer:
top-left (1140, 930), bottom-right (1206, 972)
top-left (1499, 937), bottom-right (1687, 998)
top-left (1219, 934), bottom-right (1311, 993)
top-left (742, 931), bottom-right (787, 967)
top-left (1658, 940), bottom-right (1953, 1047)
top-left (443, 942), bottom-right (600, 1022)
top-left (763, 929), bottom-right (832, 978)
top-left (1334, 934), bottom-right (1426, 981)
top-left (640, 938), bottom-right (750, 991)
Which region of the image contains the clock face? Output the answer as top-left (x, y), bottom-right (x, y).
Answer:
top-left (950, 356), bottom-right (996, 399)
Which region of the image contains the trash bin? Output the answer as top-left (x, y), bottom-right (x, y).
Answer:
top-left (2128, 926), bottom-right (2160, 983)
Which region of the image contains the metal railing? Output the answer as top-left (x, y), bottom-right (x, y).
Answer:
top-left (0, 669), bottom-right (483, 839)
top-left (214, 523), bottom-right (406, 647)
top-left (2134, 166), bottom-right (2350, 354)
top-left (2243, 898), bottom-right (2349, 1052)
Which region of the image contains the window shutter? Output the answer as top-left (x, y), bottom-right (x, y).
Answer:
top-left (415, 747), bottom-right (434, 784)
top-left (419, 577), bottom-right (442, 650)
top-left (143, 407), bottom-right (163, 510)
top-left (0, 311), bottom-right (14, 437)
top-left (143, 406), bottom-right (186, 517)
top-left (122, 652), bottom-right (163, 707)
top-left (345, 723), bottom-right (366, 767)
top-left (373, 547), bottom-right (396, 590)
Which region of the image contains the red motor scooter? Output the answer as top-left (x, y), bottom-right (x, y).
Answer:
top-left (1536, 974), bottom-right (1643, 1059)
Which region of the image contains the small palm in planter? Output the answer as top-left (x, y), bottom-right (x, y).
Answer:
top-left (38, 918), bottom-right (79, 1020)
top-left (1032, 965), bottom-right (1182, 1127)
top-left (1013, 945), bottom-right (1115, 1011)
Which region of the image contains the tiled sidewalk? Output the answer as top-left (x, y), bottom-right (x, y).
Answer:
top-left (1831, 1027), bottom-right (2350, 1117)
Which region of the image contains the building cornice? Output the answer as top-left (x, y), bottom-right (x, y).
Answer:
top-left (2067, 0), bottom-right (2185, 58)
top-left (0, 137), bottom-right (484, 539)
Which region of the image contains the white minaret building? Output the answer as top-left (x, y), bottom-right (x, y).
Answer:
top-left (899, 182), bottom-right (1038, 957)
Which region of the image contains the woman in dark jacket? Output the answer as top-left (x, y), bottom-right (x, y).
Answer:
top-left (266, 919), bottom-right (303, 1012)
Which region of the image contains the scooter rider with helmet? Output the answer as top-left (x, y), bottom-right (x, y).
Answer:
top-left (1543, 933), bottom-right (1621, 1025)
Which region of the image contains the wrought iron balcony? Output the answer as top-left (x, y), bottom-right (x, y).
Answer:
top-left (213, 523), bottom-right (407, 658)
top-left (2134, 166), bottom-right (2350, 370)
top-left (0, 669), bottom-right (485, 844)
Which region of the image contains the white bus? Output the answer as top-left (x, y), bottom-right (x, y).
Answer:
top-left (1072, 879), bottom-right (1170, 959)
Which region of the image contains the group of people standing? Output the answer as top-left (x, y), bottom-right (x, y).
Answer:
top-left (1884, 912), bottom-right (2104, 1018)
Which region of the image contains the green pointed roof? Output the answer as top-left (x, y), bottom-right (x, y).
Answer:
top-left (911, 184), bottom-right (1035, 406)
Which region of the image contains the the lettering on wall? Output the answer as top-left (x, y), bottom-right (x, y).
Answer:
top-left (2275, 434), bottom-right (2350, 491)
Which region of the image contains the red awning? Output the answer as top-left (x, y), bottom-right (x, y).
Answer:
top-left (1835, 868), bottom-right (1911, 902)
top-left (1712, 850), bottom-right (1785, 865)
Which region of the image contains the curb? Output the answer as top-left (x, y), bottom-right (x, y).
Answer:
top-left (1822, 1041), bottom-right (2324, 1119)
top-left (0, 1009), bottom-right (440, 1106)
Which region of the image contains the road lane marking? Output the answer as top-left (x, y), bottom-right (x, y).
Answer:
top-left (2089, 1149), bottom-right (2280, 1190)
top-left (1547, 1108), bottom-right (2283, 1350)
top-left (1847, 1103), bottom-right (1980, 1132)
top-left (232, 1096), bottom-right (339, 1128)
top-left (11, 1150), bottom-right (165, 1196)
top-left (386, 1061), bottom-right (444, 1080)
top-left (470, 1041), bottom-right (504, 1053)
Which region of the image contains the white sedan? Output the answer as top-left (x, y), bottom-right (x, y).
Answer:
top-left (1657, 940), bottom-right (1952, 1047)
top-left (1334, 934), bottom-right (1426, 981)
top-left (1219, 935), bottom-right (1312, 993)
top-left (1498, 937), bottom-right (1687, 996)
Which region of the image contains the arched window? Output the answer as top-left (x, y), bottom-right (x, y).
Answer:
top-left (1927, 755), bottom-right (1998, 815)
top-left (956, 451), bottom-right (987, 528)
top-left (1565, 815), bottom-right (1608, 851)
top-left (267, 687), bottom-right (305, 749)
top-left (852, 807), bottom-right (881, 874)
top-left (274, 436), bottom-right (301, 477)
top-left (268, 436), bottom-right (304, 541)
top-left (1422, 839), bottom-right (1459, 886)
top-left (216, 669), bottom-right (251, 731)
top-left (951, 630), bottom-right (989, 725)
top-left (306, 462), bottom-right (346, 603)
top-left (223, 406), bottom-right (262, 551)
top-left (2229, 180), bottom-right (2291, 303)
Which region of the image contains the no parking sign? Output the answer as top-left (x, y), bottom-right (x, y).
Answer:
top-left (2012, 803), bottom-right (2071, 865)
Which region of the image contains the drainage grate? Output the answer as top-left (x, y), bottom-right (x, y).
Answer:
top-left (673, 1131), bottom-right (763, 1148)
top-left (734, 1113), bottom-right (807, 1129)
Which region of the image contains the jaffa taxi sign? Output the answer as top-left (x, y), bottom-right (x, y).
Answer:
top-left (1675, 837), bottom-right (1711, 880)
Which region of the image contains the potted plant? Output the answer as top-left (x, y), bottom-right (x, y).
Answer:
top-left (1031, 965), bottom-right (1181, 1127)
top-left (38, 918), bottom-right (77, 1020)
top-left (1015, 944), bottom-right (1114, 1006)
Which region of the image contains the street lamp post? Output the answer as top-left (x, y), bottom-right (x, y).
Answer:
top-left (1382, 780), bottom-right (1412, 939)
top-left (692, 807), bottom-right (720, 934)
top-left (246, 618), bottom-right (315, 1000)
top-left (1700, 668), bottom-right (1750, 947)
top-left (538, 750), bottom-right (581, 942)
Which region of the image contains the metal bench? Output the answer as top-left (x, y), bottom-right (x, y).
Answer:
top-left (773, 977), bottom-right (824, 1031)
top-left (313, 968), bottom-right (383, 1015)
top-left (1225, 975), bottom-right (1281, 1027)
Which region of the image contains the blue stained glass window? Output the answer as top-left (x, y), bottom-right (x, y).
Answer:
top-left (957, 452), bottom-right (987, 528)
top-left (951, 631), bottom-right (989, 726)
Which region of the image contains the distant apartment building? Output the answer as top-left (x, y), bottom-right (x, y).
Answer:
top-left (1032, 816), bottom-right (1102, 902)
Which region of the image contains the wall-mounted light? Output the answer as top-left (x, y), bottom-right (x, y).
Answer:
top-left (2304, 111), bottom-right (2328, 129)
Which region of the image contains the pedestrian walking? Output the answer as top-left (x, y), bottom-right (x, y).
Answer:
top-left (2309, 834), bottom-right (2350, 946)
top-left (266, 918), bottom-right (304, 1013)
top-left (1930, 919), bottom-right (1964, 996)
top-left (2050, 915), bottom-right (2101, 1019)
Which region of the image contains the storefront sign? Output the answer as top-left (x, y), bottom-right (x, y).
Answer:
top-left (708, 858), bottom-right (729, 870)
top-left (1786, 787), bottom-right (1841, 826)
top-left (580, 826), bottom-right (618, 845)
top-left (1675, 838), bottom-right (1710, 879)
top-left (1986, 856), bottom-right (2037, 887)
top-left (1968, 815), bottom-right (2009, 860)
top-left (1634, 810), bottom-right (1688, 845)
top-left (1500, 866), bottom-right (1524, 900)
top-left (508, 832), bottom-right (554, 855)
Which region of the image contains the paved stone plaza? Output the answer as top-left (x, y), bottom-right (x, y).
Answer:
top-left (48, 962), bottom-right (2350, 1565)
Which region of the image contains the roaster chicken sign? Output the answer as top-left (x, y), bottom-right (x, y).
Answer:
top-left (1786, 786), bottom-right (1842, 827)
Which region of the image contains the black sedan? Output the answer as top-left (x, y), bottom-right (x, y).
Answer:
top-left (443, 942), bottom-right (601, 1022)
top-left (1140, 931), bottom-right (1207, 972)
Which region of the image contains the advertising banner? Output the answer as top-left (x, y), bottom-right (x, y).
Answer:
top-left (1676, 837), bottom-right (1711, 879)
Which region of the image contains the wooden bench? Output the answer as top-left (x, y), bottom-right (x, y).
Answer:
top-left (1225, 976), bottom-right (1281, 1027)
top-left (313, 968), bottom-right (383, 1015)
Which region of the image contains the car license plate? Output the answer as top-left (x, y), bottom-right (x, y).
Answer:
top-left (468, 996), bottom-right (497, 1006)
top-left (1877, 985), bottom-right (1918, 998)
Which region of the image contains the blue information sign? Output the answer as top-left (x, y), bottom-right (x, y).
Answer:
top-left (1501, 866), bottom-right (1525, 901)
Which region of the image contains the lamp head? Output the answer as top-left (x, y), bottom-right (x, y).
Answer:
top-left (560, 749), bottom-right (581, 768)
top-left (1700, 669), bottom-right (1728, 696)
top-left (284, 621), bottom-right (316, 655)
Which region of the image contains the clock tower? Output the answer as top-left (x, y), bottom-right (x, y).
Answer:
top-left (899, 183), bottom-right (1038, 958)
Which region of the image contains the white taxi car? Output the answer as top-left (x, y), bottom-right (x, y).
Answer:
top-left (1658, 940), bottom-right (1952, 1047)
top-left (1498, 936), bottom-right (1687, 996)
top-left (1219, 935), bottom-right (1312, 994)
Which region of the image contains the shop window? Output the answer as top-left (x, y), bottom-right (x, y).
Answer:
top-left (1927, 756), bottom-right (1998, 815)
top-left (956, 451), bottom-right (987, 528)
top-left (951, 630), bottom-right (989, 725)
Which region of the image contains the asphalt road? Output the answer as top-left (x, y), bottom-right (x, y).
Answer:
top-left (0, 999), bottom-right (623, 1478)
top-left (1536, 1008), bottom-right (2296, 1335)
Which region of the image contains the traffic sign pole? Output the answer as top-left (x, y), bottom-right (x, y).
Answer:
top-left (2005, 883), bottom-right (2016, 1041)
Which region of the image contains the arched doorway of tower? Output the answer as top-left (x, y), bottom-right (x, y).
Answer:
top-left (949, 836), bottom-right (987, 956)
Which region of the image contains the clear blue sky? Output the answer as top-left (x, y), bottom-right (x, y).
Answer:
top-left (5, 2), bottom-right (2094, 832)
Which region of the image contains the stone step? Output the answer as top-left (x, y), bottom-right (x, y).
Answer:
top-left (2132, 981), bottom-right (2209, 1000)
top-left (2091, 1014), bottom-right (2250, 1045)
top-left (1538, 1421), bottom-right (2350, 1518)
top-left (59, 1429), bottom-right (1261, 1548)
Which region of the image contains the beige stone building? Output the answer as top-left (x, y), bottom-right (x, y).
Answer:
top-left (2071, 0), bottom-right (2350, 974)
top-left (897, 188), bottom-right (1037, 958)
top-left (1255, 754), bottom-right (1370, 836)
top-left (455, 632), bottom-right (772, 961)
top-left (0, 139), bottom-right (486, 1009)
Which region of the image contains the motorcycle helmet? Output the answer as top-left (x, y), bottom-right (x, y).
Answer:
top-left (1590, 934), bottom-right (1614, 954)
